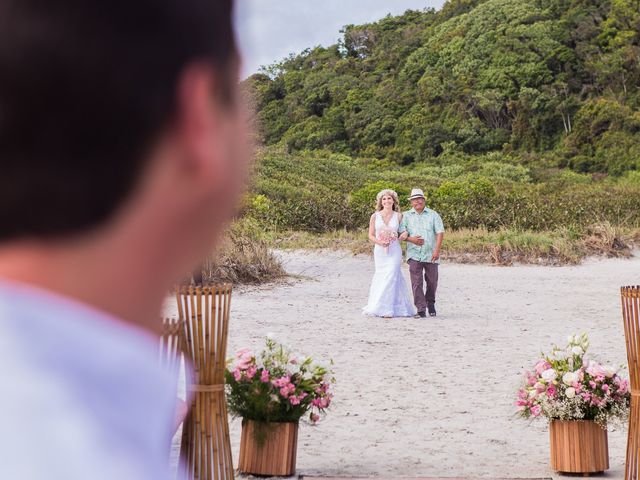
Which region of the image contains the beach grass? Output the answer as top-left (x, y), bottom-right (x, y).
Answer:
top-left (203, 220), bottom-right (637, 285)
top-left (259, 222), bottom-right (637, 266)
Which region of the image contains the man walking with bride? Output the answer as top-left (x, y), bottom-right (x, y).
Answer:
top-left (363, 188), bottom-right (444, 319)
top-left (400, 188), bottom-right (444, 318)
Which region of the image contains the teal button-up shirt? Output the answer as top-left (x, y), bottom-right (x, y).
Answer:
top-left (399, 208), bottom-right (445, 263)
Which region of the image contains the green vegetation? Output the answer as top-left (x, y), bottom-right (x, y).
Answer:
top-left (245, 149), bottom-right (640, 232)
top-left (224, 0), bottom-right (640, 273)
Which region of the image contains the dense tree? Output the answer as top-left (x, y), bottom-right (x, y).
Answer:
top-left (245, 0), bottom-right (640, 175)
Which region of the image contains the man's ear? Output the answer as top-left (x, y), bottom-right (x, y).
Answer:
top-left (174, 64), bottom-right (221, 177)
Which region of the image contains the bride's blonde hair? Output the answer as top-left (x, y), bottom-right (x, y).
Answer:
top-left (375, 189), bottom-right (400, 212)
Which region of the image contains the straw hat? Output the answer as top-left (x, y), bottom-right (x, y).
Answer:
top-left (408, 188), bottom-right (425, 200)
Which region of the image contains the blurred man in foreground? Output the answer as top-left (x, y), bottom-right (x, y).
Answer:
top-left (0, 0), bottom-right (248, 478)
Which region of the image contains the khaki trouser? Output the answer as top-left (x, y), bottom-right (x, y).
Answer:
top-left (408, 259), bottom-right (438, 312)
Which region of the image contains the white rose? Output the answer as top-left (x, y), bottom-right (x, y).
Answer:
top-left (554, 350), bottom-right (567, 360)
top-left (565, 387), bottom-right (576, 399)
top-left (571, 346), bottom-right (583, 356)
top-left (562, 372), bottom-right (578, 385)
top-left (541, 369), bottom-right (557, 382)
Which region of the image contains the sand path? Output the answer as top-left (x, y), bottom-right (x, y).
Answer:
top-left (167, 250), bottom-right (640, 478)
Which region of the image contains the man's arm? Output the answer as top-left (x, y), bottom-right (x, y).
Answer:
top-left (397, 213), bottom-right (409, 241)
top-left (398, 213), bottom-right (409, 241)
top-left (431, 232), bottom-right (443, 262)
top-left (431, 213), bottom-right (445, 262)
top-left (399, 214), bottom-right (423, 245)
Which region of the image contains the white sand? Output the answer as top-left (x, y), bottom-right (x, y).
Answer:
top-left (167, 250), bottom-right (640, 479)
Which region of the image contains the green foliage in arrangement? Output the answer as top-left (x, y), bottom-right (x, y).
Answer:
top-left (244, 0), bottom-right (640, 176)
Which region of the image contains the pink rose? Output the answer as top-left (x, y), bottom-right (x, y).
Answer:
top-left (246, 366), bottom-right (257, 379)
top-left (618, 379), bottom-right (629, 395)
top-left (546, 385), bottom-right (557, 397)
top-left (586, 361), bottom-right (607, 378)
top-left (237, 355), bottom-right (253, 371)
top-left (289, 395), bottom-right (301, 406)
top-left (310, 413), bottom-right (320, 424)
top-left (272, 376), bottom-right (291, 388)
top-left (235, 348), bottom-right (252, 359)
top-left (232, 369), bottom-right (242, 382)
top-left (535, 361), bottom-right (551, 375)
top-left (280, 387), bottom-right (291, 398)
top-left (602, 384), bottom-right (610, 394)
top-left (530, 405), bottom-right (542, 417)
top-left (260, 370), bottom-right (270, 383)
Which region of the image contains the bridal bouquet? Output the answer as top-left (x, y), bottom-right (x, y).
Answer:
top-left (377, 228), bottom-right (398, 254)
top-left (516, 333), bottom-right (630, 426)
top-left (225, 337), bottom-right (335, 424)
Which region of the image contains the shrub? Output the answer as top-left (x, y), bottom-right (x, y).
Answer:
top-left (248, 148), bottom-right (640, 233)
top-left (201, 219), bottom-right (286, 284)
top-left (430, 177), bottom-right (499, 229)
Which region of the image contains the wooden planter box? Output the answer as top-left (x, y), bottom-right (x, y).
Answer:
top-left (238, 420), bottom-right (299, 476)
top-left (549, 420), bottom-right (609, 473)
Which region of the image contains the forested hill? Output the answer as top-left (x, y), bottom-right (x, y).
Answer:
top-left (244, 0), bottom-right (640, 175)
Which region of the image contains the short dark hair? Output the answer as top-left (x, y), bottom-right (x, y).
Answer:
top-left (0, 0), bottom-right (236, 241)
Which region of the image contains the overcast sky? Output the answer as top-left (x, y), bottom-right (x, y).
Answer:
top-left (234, 0), bottom-right (447, 77)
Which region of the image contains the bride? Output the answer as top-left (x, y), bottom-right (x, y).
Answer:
top-left (363, 189), bottom-right (416, 318)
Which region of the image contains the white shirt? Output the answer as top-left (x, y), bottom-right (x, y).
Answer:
top-left (0, 280), bottom-right (178, 479)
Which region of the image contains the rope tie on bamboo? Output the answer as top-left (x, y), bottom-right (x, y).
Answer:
top-left (188, 384), bottom-right (225, 393)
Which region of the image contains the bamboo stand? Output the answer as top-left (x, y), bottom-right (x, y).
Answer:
top-left (621, 286), bottom-right (640, 480)
top-left (238, 420), bottom-right (299, 476)
top-left (176, 285), bottom-right (234, 480)
top-left (160, 317), bottom-right (183, 377)
top-left (160, 317), bottom-right (188, 438)
top-left (549, 420), bottom-right (609, 473)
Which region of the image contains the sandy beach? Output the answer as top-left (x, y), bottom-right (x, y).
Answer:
top-left (166, 250), bottom-right (640, 479)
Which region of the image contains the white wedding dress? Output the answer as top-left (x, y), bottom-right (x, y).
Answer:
top-left (363, 212), bottom-right (416, 318)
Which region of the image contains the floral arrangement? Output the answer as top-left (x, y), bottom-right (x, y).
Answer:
top-left (225, 337), bottom-right (335, 424)
top-left (516, 333), bottom-right (630, 427)
top-left (377, 227), bottom-right (398, 254)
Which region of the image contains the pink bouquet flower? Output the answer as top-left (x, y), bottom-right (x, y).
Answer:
top-left (377, 228), bottom-right (398, 254)
top-left (515, 333), bottom-right (630, 427)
